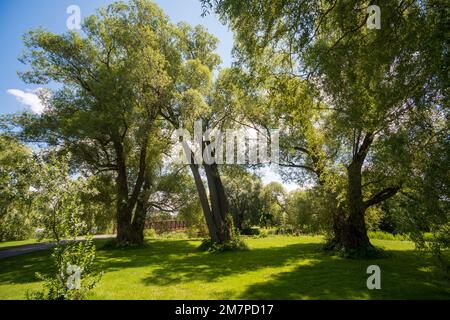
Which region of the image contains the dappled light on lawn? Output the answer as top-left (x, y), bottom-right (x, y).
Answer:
top-left (0, 236), bottom-right (448, 300)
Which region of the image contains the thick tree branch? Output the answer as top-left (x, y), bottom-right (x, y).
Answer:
top-left (278, 162), bottom-right (316, 173)
top-left (293, 146), bottom-right (311, 155)
top-left (364, 185), bottom-right (402, 208)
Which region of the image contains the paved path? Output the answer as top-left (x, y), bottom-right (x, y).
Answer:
top-left (0, 235), bottom-right (115, 260)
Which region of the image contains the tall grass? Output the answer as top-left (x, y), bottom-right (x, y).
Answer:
top-left (368, 231), bottom-right (410, 241)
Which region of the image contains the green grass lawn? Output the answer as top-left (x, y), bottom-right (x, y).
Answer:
top-left (0, 235), bottom-right (449, 300)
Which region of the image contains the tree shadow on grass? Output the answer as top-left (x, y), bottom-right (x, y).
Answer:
top-left (138, 242), bottom-right (323, 287)
top-left (94, 239), bottom-right (202, 273)
top-left (237, 250), bottom-right (450, 300)
top-left (0, 239), bottom-right (196, 286)
top-left (133, 240), bottom-right (449, 299)
top-left (0, 238), bottom-right (114, 285)
top-left (1, 238), bottom-right (448, 300)
top-left (0, 250), bottom-right (54, 284)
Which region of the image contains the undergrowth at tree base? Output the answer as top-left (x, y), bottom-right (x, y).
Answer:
top-left (323, 238), bottom-right (386, 259)
top-left (100, 239), bottom-right (147, 250)
top-left (198, 237), bottom-right (249, 253)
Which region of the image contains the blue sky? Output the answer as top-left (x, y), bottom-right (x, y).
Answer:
top-left (0, 0), bottom-right (297, 191)
top-left (0, 0), bottom-right (233, 115)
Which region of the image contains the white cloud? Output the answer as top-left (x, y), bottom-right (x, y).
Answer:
top-left (7, 88), bottom-right (46, 114)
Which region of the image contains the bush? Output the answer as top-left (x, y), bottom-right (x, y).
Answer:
top-left (101, 238), bottom-right (148, 250)
top-left (26, 154), bottom-right (102, 300)
top-left (240, 227), bottom-right (261, 236)
top-left (144, 228), bottom-right (157, 238)
top-left (412, 223), bottom-right (450, 279)
top-left (257, 228), bottom-right (269, 238)
top-left (368, 231), bottom-right (410, 241)
top-left (27, 238), bottom-right (102, 300)
top-left (198, 232), bottom-right (249, 253)
top-left (186, 227), bottom-right (203, 239)
top-left (323, 237), bottom-right (386, 259)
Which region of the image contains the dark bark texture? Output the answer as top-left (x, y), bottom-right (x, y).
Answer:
top-left (114, 133), bottom-right (150, 245)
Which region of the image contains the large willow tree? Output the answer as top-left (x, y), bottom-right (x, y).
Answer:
top-left (16, 0), bottom-right (176, 244)
top-left (204, 0), bottom-right (448, 256)
top-left (159, 23), bottom-right (235, 244)
top-left (14, 0), bottom-right (235, 245)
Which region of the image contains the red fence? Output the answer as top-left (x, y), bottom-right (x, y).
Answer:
top-left (145, 220), bottom-right (189, 233)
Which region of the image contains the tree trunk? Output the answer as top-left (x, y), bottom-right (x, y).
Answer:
top-left (313, 158), bottom-right (348, 251)
top-left (115, 189), bottom-right (136, 243)
top-left (130, 172), bottom-right (152, 245)
top-left (340, 160), bottom-right (373, 254)
top-left (331, 206), bottom-right (346, 246)
top-left (115, 139), bottom-right (133, 243)
top-left (296, 133), bottom-right (381, 256)
top-left (181, 139), bottom-right (222, 243)
top-left (204, 163), bottom-right (232, 243)
top-left (182, 140), bottom-right (232, 244)
top-left (113, 136), bottom-right (149, 245)
top-left (189, 162), bottom-right (221, 243)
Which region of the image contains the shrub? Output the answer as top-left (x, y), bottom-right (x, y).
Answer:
top-left (240, 227), bottom-right (261, 236)
top-left (144, 228), bottom-right (157, 238)
top-left (186, 227), bottom-right (202, 239)
top-left (368, 231), bottom-right (410, 241)
top-left (198, 238), bottom-right (249, 252)
top-left (257, 228), bottom-right (269, 238)
top-left (412, 223), bottom-right (450, 279)
top-left (323, 237), bottom-right (386, 259)
top-left (26, 154), bottom-right (102, 300)
top-left (198, 230), bottom-right (249, 252)
top-left (27, 238), bottom-right (102, 300)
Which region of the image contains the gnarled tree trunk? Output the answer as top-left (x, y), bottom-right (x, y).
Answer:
top-left (114, 139), bottom-right (134, 243)
top-left (314, 133), bottom-right (375, 255)
top-left (113, 133), bottom-right (150, 245)
top-left (340, 159), bottom-right (373, 253)
top-left (329, 132), bottom-right (399, 256)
